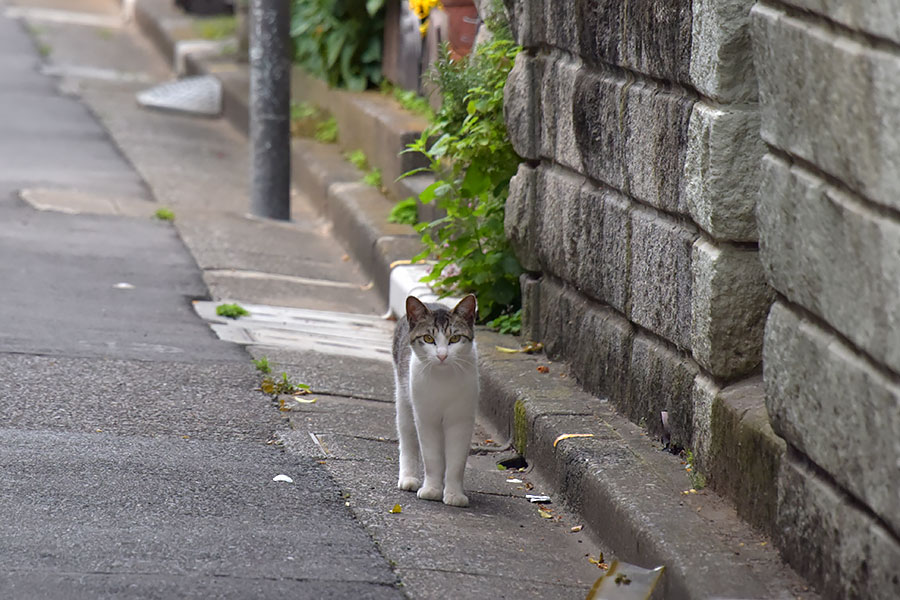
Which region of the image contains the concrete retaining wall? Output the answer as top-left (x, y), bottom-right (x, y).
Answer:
top-left (752, 1), bottom-right (900, 596)
top-left (503, 0), bottom-right (769, 485)
top-left (505, 0), bottom-right (900, 595)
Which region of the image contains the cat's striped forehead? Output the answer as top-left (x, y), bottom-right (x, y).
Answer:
top-left (408, 306), bottom-right (473, 340)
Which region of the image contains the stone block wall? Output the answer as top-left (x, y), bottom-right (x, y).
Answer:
top-left (503, 0), bottom-right (770, 470)
top-left (752, 1), bottom-right (900, 597)
top-left (502, 1), bottom-right (900, 596)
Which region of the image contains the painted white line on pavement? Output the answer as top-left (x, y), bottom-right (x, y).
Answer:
top-left (41, 64), bottom-right (155, 84)
top-left (4, 6), bottom-right (123, 28)
top-left (204, 269), bottom-right (367, 291)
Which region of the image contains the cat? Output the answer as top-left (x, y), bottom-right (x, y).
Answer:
top-left (392, 294), bottom-right (479, 507)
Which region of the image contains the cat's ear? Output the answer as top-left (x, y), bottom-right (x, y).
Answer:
top-left (406, 296), bottom-right (429, 326)
top-left (453, 294), bottom-right (477, 324)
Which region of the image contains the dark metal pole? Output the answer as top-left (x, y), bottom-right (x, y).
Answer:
top-left (249, 0), bottom-right (291, 220)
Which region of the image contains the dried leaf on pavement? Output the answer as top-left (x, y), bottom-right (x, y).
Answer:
top-left (553, 433), bottom-right (595, 447)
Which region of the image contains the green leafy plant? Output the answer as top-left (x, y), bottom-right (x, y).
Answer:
top-left (194, 15), bottom-right (237, 40)
top-left (345, 149), bottom-right (384, 189)
top-left (683, 449), bottom-right (707, 490)
top-left (314, 116), bottom-right (338, 143)
top-left (402, 29), bottom-right (523, 322)
top-left (487, 309), bottom-right (522, 335)
top-left (290, 100), bottom-right (318, 127)
top-left (363, 167), bottom-right (383, 189)
top-left (154, 207), bottom-right (175, 221)
top-left (345, 149), bottom-right (369, 170)
top-left (290, 0), bottom-right (385, 91)
top-left (216, 303), bottom-right (249, 319)
top-left (380, 81), bottom-right (433, 119)
top-left (290, 101), bottom-right (338, 143)
top-left (260, 372), bottom-right (310, 398)
top-left (388, 197), bottom-right (419, 225)
top-left (252, 356), bottom-right (272, 374)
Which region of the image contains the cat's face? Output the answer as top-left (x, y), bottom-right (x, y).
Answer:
top-left (405, 295), bottom-right (477, 372)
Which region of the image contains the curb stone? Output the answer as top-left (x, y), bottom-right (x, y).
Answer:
top-left (130, 3), bottom-right (815, 597)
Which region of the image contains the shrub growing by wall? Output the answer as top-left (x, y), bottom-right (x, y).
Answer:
top-left (289, 0), bottom-right (385, 90)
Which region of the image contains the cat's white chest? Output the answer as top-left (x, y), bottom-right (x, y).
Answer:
top-left (408, 352), bottom-right (479, 413)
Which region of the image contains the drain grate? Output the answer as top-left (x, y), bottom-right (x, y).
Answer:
top-left (194, 301), bottom-right (393, 362)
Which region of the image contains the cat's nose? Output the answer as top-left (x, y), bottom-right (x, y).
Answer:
top-left (437, 349), bottom-right (448, 362)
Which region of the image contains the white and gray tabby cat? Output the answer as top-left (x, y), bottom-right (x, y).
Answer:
top-left (392, 294), bottom-right (479, 507)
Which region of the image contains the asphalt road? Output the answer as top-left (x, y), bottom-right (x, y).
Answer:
top-left (0, 1), bottom-right (612, 598)
top-left (0, 4), bottom-right (404, 597)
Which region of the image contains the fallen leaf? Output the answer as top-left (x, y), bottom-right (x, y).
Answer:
top-left (293, 396), bottom-right (317, 404)
top-left (495, 345), bottom-right (522, 353)
top-left (571, 525), bottom-right (583, 533)
top-left (390, 504), bottom-right (402, 514)
top-left (497, 464), bottom-right (507, 471)
top-left (553, 433), bottom-right (595, 447)
top-left (536, 365), bottom-right (550, 374)
top-left (341, 254), bottom-right (350, 262)
top-left (538, 506), bottom-right (553, 519)
top-left (521, 341), bottom-right (543, 354)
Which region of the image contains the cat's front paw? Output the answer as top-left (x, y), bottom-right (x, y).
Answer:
top-left (397, 476), bottom-right (421, 492)
top-left (442, 491), bottom-right (469, 507)
top-left (416, 485), bottom-right (443, 502)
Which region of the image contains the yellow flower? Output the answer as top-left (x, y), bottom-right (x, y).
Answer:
top-left (409, 0), bottom-right (441, 20)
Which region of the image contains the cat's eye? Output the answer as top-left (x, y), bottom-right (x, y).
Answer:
top-left (422, 334), bottom-right (435, 344)
top-left (448, 335), bottom-right (461, 343)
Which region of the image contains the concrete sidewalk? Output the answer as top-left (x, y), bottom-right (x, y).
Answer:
top-left (2, 0), bottom-right (817, 597)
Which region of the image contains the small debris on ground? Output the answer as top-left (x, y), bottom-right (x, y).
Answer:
top-left (526, 494), bottom-right (551, 503)
top-left (536, 365), bottom-right (550, 374)
top-left (571, 525), bottom-right (583, 533)
top-left (495, 341), bottom-right (544, 354)
top-left (272, 474), bottom-right (293, 483)
top-left (537, 506), bottom-right (553, 519)
top-left (216, 302), bottom-right (249, 319)
top-left (389, 504), bottom-right (402, 514)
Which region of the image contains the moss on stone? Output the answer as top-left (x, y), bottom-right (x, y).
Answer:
top-left (514, 399), bottom-right (528, 457)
